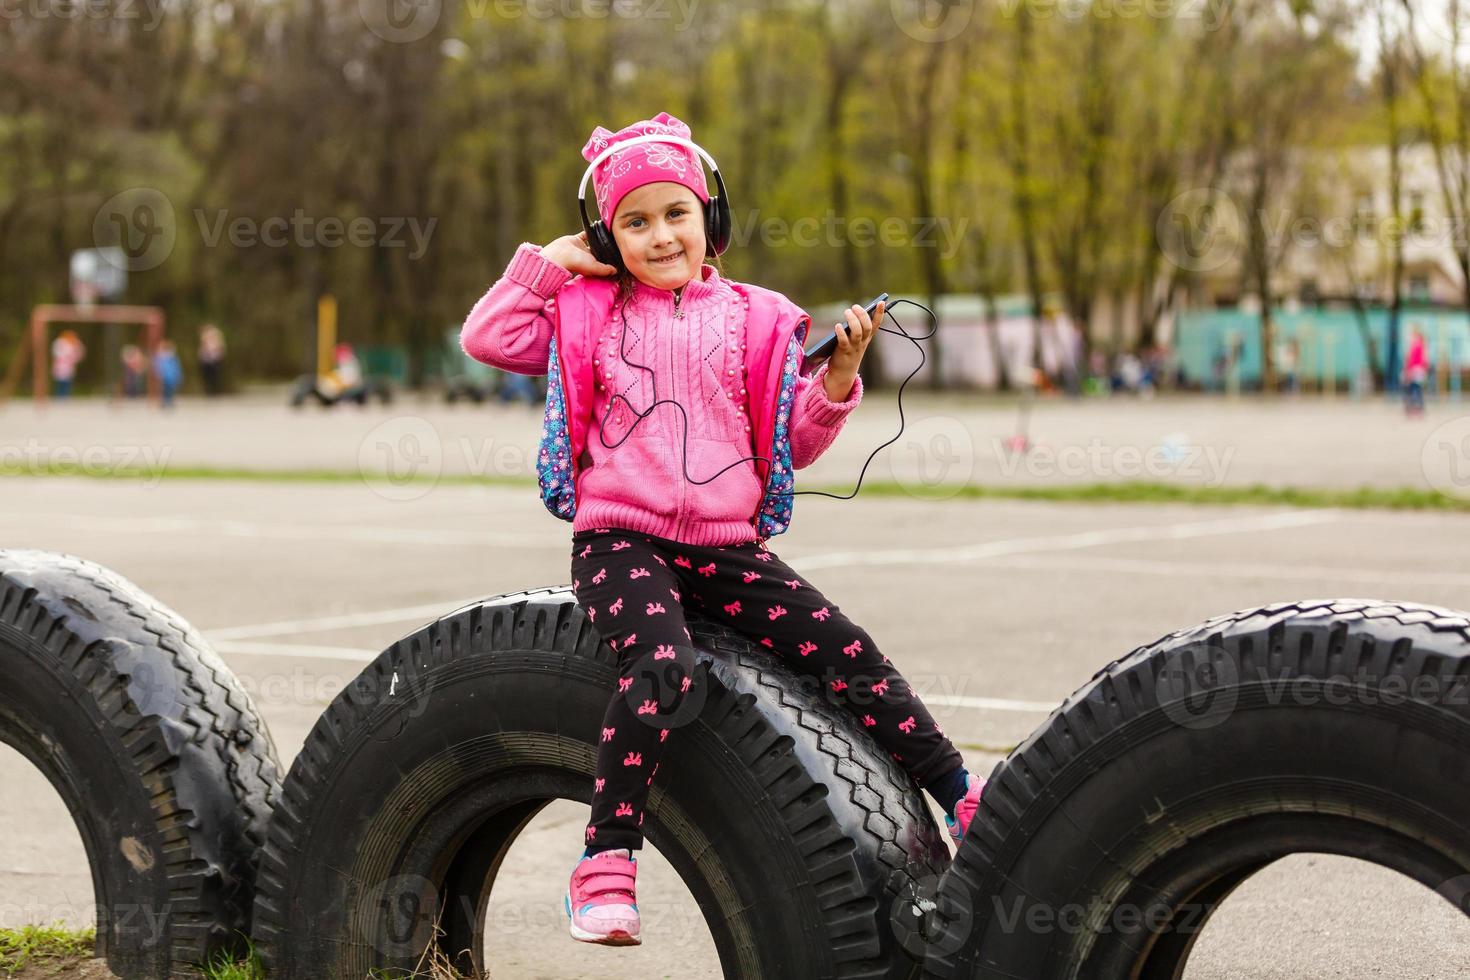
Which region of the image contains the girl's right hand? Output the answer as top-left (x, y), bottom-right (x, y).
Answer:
top-left (541, 231), bottom-right (620, 278)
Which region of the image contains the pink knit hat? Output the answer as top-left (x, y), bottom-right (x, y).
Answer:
top-left (581, 111), bottom-right (711, 227)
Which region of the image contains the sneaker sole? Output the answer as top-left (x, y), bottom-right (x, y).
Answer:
top-left (566, 890), bottom-right (641, 946)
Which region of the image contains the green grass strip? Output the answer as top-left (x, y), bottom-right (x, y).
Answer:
top-left (0, 924), bottom-right (94, 977)
top-left (4, 462), bottom-right (1467, 513)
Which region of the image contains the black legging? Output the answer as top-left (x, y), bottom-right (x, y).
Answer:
top-left (570, 527), bottom-right (965, 852)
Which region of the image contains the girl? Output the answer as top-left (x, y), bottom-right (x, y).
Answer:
top-left (1403, 325), bottom-right (1428, 418)
top-left (51, 329), bottom-right (86, 399)
top-left (460, 111), bottom-right (986, 948)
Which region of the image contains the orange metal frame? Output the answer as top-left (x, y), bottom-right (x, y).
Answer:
top-left (30, 305), bottom-right (166, 405)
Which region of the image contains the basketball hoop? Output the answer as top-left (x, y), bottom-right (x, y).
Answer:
top-left (69, 248), bottom-right (125, 309)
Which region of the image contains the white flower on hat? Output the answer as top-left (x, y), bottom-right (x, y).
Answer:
top-left (644, 145), bottom-right (689, 175)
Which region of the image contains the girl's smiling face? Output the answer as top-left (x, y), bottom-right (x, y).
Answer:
top-left (611, 182), bottom-right (706, 291)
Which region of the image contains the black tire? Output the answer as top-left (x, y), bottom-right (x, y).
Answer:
top-left (920, 599), bottom-right (1470, 979)
top-left (0, 550), bottom-right (282, 978)
top-left (254, 587), bottom-right (948, 979)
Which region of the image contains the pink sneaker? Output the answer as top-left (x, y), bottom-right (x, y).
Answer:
top-left (565, 847), bottom-right (641, 946)
top-left (944, 774), bottom-right (987, 847)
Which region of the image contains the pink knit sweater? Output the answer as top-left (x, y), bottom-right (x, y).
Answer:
top-left (461, 243), bottom-right (864, 546)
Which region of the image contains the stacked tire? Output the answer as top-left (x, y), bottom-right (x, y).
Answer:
top-left (13, 544), bottom-right (1464, 979)
top-left (0, 550), bottom-right (282, 978)
top-left (252, 586), bottom-right (949, 979)
top-left (919, 599), bottom-right (1470, 979)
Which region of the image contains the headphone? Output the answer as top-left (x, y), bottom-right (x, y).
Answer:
top-left (573, 134), bottom-right (934, 511)
top-left (578, 134), bottom-right (732, 271)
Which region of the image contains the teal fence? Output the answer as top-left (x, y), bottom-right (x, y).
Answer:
top-left (1176, 308), bottom-right (1470, 389)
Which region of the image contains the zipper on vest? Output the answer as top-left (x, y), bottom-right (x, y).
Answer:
top-left (671, 293), bottom-right (687, 540)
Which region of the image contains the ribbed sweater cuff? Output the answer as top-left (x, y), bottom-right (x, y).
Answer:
top-left (505, 242), bottom-right (574, 299)
top-left (801, 365), bottom-right (863, 427)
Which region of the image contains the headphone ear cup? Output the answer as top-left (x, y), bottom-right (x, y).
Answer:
top-left (587, 221), bottom-right (623, 269)
top-left (705, 196), bottom-right (729, 256)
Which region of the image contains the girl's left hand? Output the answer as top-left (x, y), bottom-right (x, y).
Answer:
top-left (828, 300), bottom-right (885, 384)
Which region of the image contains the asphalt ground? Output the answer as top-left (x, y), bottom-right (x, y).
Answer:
top-left (1, 391), bottom-right (1469, 977)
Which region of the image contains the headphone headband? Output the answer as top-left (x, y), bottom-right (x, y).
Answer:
top-left (576, 133), bottom-right (722, 206)
top-left (576, 131), bottom-right (732, 264)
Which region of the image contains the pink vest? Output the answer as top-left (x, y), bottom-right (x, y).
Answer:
top-left (537, 274), bottom-right (812, 543)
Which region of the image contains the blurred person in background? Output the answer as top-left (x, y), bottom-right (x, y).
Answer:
top-left (1278, 337), bottom-right (1299, 395)
top-left (153, 340), bottom-right (183, 409)
top-left (495, 367), bottom-right (541, 408)
top-left (1402, 324), bottom-right (1428, 418)
top-left (198, 323), bottom-right (227, 396)
top-left (51, 329), bottom-right (85, 399)
top-left (120, 344), bottom-right (147, 398)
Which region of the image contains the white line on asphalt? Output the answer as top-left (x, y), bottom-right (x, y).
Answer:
top-left (209, 636), bottom-right (1063, 713)
top-left (0, 512), bottom-right (550, 548)
top-left (925, 694), bottom-right (1058, 713)
top-left (790, 509), bottom-right (1344, 571)
top-left (206, 599), bottom-right (486, 640)
top-left (212, 640), bottom-right (377, 662)
top-left (65, 515), bottom-right (552, 548)
top-left (986, 553), bottom-right (1470, 589)
top-left (201, 510), bottom-right (1343, 640)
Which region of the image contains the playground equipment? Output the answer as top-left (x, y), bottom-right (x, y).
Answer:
top-left (439, 324), bottom-right (497, 402)
top-left (289, 295), bottom-right (392, 407)
top-left (3, 549), bottom-right (1466, 977)
top-left (432, 325), bottom-right (545, 404)
top-left (0, 304), bottom-right (167, 405)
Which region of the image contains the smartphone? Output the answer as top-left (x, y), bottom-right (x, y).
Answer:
top-left (802, 293), bottom-right (887, 371)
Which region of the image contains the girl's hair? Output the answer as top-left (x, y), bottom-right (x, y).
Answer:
top-left (612, 246), bottom-right (726, 307)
